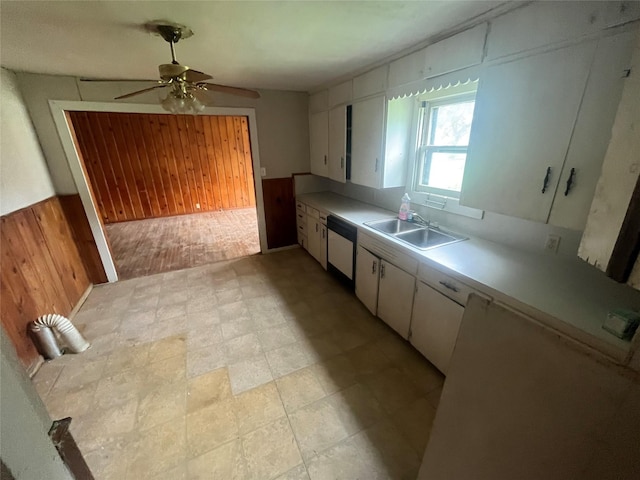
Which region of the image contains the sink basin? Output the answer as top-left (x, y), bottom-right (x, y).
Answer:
top-left (365, 218), bottom-right (423, 234)
top-left (395, 228), bottom-right (464, 250)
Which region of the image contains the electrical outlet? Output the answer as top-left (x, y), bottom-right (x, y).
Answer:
top-left (260, 167), bottom-right (267, 177)
top-left (545, 234), bottom-right (560, 253)
top-left (195, 203), bottom-right (200, 209)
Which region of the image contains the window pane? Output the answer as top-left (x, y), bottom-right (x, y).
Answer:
top-left (429, 101), bottom-right (475, 146)
top-left (421, 151), bottom-right (466, 192)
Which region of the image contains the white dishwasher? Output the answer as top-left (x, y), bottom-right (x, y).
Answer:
top-left (327, 215), bottom-right (357, 289)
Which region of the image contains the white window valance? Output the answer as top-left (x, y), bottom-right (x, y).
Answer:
top-left (387, 65), bottom-right (481, 100)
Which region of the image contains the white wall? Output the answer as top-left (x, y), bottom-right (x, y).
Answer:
top-left (0, 330), bottom-right (73, 480)
top-left (15, 73), bottom-right (309, 196)
top-left (0, 68), bottom-right (55, 215)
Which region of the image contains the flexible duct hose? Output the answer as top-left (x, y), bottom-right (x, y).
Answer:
top-left (31, 314), bottom-right (90, 359)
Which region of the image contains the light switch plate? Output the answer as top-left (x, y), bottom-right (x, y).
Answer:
top-left (260, 167), bottom-right (266, 177)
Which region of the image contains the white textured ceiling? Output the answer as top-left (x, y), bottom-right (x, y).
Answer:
top-left (0, 1), bottom-right (506, 91)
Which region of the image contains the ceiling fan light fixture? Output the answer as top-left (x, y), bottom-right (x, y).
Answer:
top-left (161, 90), bottom-right (206, 115)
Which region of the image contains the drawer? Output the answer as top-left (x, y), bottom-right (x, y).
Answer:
top-left (296, 209), bottom-right (307, 226)
top-left (297, 231), bottom-right (307, 249)
top-left (307, 206), bottom-right (320, 219)
top-left (297, 223), bottom-right (306, 235)
top-left (319, 211), bottom-right (328, 225)
top-left (358, 232), bottom-right (418, 275)
top-left (296, 201), bottom-right (306, 212)
top-left (418, 263), bottom-right (483, 307)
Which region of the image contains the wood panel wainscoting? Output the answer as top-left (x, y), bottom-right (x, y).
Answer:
top-left (67, 111), bottom-right (257, 224)
top-left (0, 196), bottom-right (104, 371)
top-left (262, 177), bottom-right (296, 249)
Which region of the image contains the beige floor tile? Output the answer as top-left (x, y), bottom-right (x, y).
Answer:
top-left (186, 295), bottom-right (218, 314)
top-left (363, 366), bottom-right (423, 414)
top-left (299, 332), bottom-right (343, 362)
top-left (148, 334), bottom-right (187, 363)
top-left (228, 354), bottom-right (273, 394)
top-left (126, 418), bottom-right (187, 479)
top-left (136, 381), bottom-right (187, 431)
top-left (233, 382), bottom-right (286, 435)
top-left (186, 324), bottom-right (223, 350)
top-left (274, 464), bottom-right (311, 480)
top-left (216, 288), bottom-right (244, 305)
top-left (309, 354), bottom-right (358, 395)
top-left (328, 383), bottom-right (386, 435)
top-left (94, 370), bottom-right (144, 409)
top-left (224, 332), bottom-right (263, 364)
top-left (83, 435), bottom-right (133, 480)
top-left (142, 354), bottom-right (187, 389)
top-left (288, 397), bottom-right (350, 461)
top-left (221, 317), bottom-right (257, 341)
top-left (250, 305), bottom-right (287, 329)
top-left (187, 398), bottom-right (239, 458)
top-left (276, 367), bottom-right (327, 413)
top-left (330, 324), bottom-right (369, 352)
top-left (53, 355), bottom-right (108, 390)
top-left (32, 362), bottom-right (64, 398)
top-left (72, 398), bottom-right (139, 452)
top-left (392, 396), bottom-right (437, 455)
top-left (45, 380), bottom-right (98, 419)
top-left (241, 417), bottom-right (302, 480)
top-left (187, 439), bottom-right (246, 480)
top-left (147, 316), bottom-right (188, 342)
top-left (186, 310), bottom-right (221, 331)
top-left (257, 324), bottom-right (298, 351)
top-left (347, 343), bottom-right (392, 376)
top-left (305, 437), bottom-right (377, 480)
top-left (218, 300), bottom-right (250, 318)
top-left (187, 368), bottom-right (232, 413)
top-left (186, 344), bottom-right (226, 379)
top-left (266, 342), bottom-right (313, 378)
top-left (156, 303), bottom-right (188, 322)
top-left (103, 344), bottom-right (150, 377)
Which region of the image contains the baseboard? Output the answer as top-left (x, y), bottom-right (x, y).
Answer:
top-left (265, 244), bottom-right (300, 253)
top-left (69, 284), bottom-right (93, 320)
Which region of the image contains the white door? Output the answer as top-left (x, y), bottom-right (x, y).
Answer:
top-left (327, 230), bottom-right (353, 280)
top-left (309, 111), bottom-right (329, 177)
top-left (319, 224), bottom-right (327, 270)
top-left (328, 106), bottom-right (346, 182)
top-left (377, 260), bottom-right (415, 339)
top-left (410, 281), bottom-right (464, 374)
top-left (307, 217), bottom-right (322, 263)
top-left (460, 41), bottom-right (596, 223)
top-left (350, 96), bottom-right (385, 188)
top-left (355, 246), bottom-right (380, 315)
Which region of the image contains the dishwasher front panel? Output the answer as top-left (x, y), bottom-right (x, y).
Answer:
top-left (327, 229), bottom-right (354, 280)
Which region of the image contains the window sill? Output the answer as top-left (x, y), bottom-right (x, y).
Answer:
top-left (410, 191), bottom-right (484, 220)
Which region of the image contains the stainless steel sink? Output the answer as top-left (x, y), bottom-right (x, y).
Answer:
top-left (365, 218), bottom-right (423, 234)
top-left (365, 217), bottom-right (467, 250)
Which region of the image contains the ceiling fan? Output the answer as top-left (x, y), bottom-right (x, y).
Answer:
top-left (81, 21), bottom-right (260, 113)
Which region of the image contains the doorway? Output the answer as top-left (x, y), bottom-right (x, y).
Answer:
top-left (66, 111), bottom-right (260, 280)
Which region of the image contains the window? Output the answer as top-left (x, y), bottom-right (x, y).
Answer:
top-left (413, 91), bottom-right (476, 198)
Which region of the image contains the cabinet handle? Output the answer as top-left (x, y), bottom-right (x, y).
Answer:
top-left (324, 155), bottom-right (327, 165)
top-left (439, 280), bottom-right (459, 293)
top-left (375, 158), bottom-right (379, 172)
top-left (564, 168), bottom-right (575, 196)
top-left (322, 229), bottom-right (325, 239)
top-left (315, 223), bottom-right (319, 233)
top-left (541, 167), bottom-right (551, 194)
top-left (341, 157), bottom-right (344, 169)
top-left (372, 261), bottom-right (376, 274)
top-left (380, 263), bottom-right (385, 279)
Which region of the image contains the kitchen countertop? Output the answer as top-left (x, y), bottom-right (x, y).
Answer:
top-left (297, 191), bottom-right (640, 363)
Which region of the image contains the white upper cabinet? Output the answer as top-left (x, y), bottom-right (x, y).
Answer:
top-left (309, 90), bottom-right (329, 114)
top-left (309, 111), bottom-right (329, 177)
top-left (328, 80), bottom-right (353, 107)
top-left (382, 96), bottom-right (414, 189)
top-left (460, 41), bottom-right (596, 224)
top-left (548, 30), bottom-right (635, 230)
top-left (388, 48), bottom-right (427, 88)
top-left (328, 106), bottom-right (347, 183)
top-left (486, 1), bottom-right (640, 61)
top-left (424, 24), bottom-right (487, 78)
top-left (350, 96), bottom-right (385, 188)
top-left (353, 65), bottom-right (388, 99)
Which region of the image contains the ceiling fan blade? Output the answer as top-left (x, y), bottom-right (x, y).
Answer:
top-left (80, 78), bottom-right (161, 83)
top-left (114, 84), bottom-right (169, 100)
top-left (199, 83), bottom-right (260, 99)
top-left (184, 69), bottom-right (213, 83)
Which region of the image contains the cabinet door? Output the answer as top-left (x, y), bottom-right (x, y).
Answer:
top-left (377, 260), bottom-right (415, 339)
top-left (460, 41), bottom-right (595, 223)
top-left (351, 96), bottom-right (385, 188)
top-left (309, 111), bottom-right (329, 177)
top-left (548, 31), bottom-right (635, 230)
top-left (355, 246), bottom-right (380, 315)
top-left (319, 224), bottom-right (328, 270)
top-left (328, 106), bottom-right (346, 182)
top-left (410, 281), bottom-right (464, 374)
top-left (307, 217), bottom-right (322, 262)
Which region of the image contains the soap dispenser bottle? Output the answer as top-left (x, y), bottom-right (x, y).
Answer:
top-left (398, 193), bottom-right (411, 220)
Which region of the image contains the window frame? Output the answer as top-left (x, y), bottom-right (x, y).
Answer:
top-left (409, 91), bottom-right (477, 200)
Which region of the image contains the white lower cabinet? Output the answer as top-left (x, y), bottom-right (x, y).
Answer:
top-left (355, 245), bottom-right (380, 315)
top-left (307, 217), bottom-right (322, 263)
top-left (410, 280), bottom-right (464, 375)
top-left (319, 224), bottom-right (327, 270)
top-left (377, 260), bottom-right (416, 339)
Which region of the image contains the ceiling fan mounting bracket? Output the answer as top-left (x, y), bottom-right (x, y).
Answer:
top-left (145, 21), bottom-right (193, 44)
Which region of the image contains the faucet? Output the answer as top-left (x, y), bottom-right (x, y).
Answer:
top-left (411, 213), bottom-right (430, 228)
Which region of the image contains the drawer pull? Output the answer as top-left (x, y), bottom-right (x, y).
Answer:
top-left (541, 166), bottom-right (551, 194)
top-left (564, 168), bottom-right (575, 196)
top-left (380, 263), bottom-right (385, 279)
top-left (372, 261), bottom-right (376, 274)
top-left (439, 280), bottom-right (459, 293)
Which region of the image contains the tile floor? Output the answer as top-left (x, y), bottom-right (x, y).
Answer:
top-left (105, 208), bottom-right (261, 280)
top-left (33, 248), bottom-right (444, 480)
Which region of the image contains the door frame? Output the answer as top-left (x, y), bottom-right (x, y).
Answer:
top-left (49, 100), bottom-right (267, 282)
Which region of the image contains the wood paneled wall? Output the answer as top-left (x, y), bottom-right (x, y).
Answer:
top-left (68, 112), bottom-right (256, 224)
top-left (1, 197), bottom-right (94, 370)
top-left (262, 177), bottom-right (296, 249)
